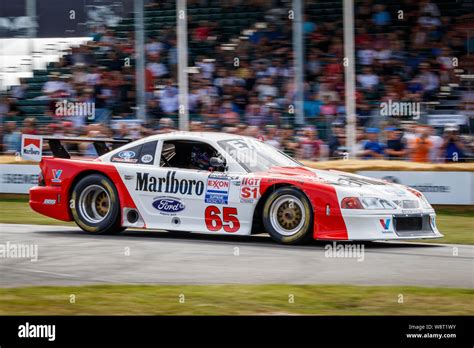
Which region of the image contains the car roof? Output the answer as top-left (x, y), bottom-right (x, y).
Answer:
top-left (132, 131), bottom-right (251, 144)
top-left (101, 131), bottom-right (257, 171)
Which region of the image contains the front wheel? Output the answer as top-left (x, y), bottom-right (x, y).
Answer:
top-left (262, 187), bottom-right (313, 244)
top-left (70, 174), bottom-right (124, 235)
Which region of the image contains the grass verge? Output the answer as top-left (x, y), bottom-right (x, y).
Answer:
top-left (0, 199), bottom-right (73, 226)
top-left (0, 284), bottom-right (472, 315)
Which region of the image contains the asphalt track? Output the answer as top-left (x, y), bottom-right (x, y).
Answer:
top-left (0, 223), bottom-right (473, 288)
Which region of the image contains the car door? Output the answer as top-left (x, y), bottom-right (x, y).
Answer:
top-left (152, 139), bottom-right (239, 234)
top-left (156, 139), bottom-right (255, 236)
top-left (115, 138), bottom-right (255, 235)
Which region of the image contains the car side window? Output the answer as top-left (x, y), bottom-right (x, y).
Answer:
top-left (111, 141), bottom-right (157, 165)
top-left (138, 141), bottom-right (157, 164)
top-left (160, 140), bottom-right (225, 172)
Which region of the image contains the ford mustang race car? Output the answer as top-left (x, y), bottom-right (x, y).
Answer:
top-left (23, 132), bottom-right (442, 244)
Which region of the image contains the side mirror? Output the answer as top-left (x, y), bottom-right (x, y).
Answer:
top-left (210, 156), bottom-right (226, 170)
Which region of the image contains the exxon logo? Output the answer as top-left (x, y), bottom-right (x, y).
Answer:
top-left (207, 178), bottom-right (230, 190)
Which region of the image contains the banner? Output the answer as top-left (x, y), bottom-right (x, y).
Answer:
top-left (0, 164), bottom-right (39, 194)
top-left (357, 171), bottom-right (474, 205)
top-left (427, 114), bottom-right (468, 126)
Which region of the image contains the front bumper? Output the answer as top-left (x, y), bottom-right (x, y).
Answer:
top-left (341, 209), bottom-right (443, 240)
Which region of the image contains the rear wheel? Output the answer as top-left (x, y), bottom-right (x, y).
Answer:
top-left (262, 187), bottom-right (313, 244)
top-left (71, 174), bottom-right (124, 234)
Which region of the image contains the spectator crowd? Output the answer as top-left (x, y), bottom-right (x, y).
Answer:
top-left (1, 0), bottom-right (473, 162)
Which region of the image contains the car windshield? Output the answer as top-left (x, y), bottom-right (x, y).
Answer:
top-left (217, 138), bottom-right (302, 172)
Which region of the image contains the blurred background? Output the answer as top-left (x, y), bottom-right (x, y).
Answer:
top-left (0, 0), bottom-right (473, 163)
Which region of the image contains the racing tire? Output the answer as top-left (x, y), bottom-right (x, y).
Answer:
top-left (262, 187), bottom-right (313, 244)
top-left (70, 174), bottom-right (125, 235)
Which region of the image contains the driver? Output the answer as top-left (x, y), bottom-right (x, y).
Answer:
top-left (189, 145), bottom-right (214, 171)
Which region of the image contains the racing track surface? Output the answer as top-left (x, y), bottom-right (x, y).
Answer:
top-left (0, 223), bottom-right (473, 288)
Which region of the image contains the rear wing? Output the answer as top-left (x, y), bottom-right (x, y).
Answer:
top-left (21, 134), bottom-right (131, 161)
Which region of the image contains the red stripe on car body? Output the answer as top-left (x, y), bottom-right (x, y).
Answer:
top-left (258, 166), bottom-right (348, 240)
top-left (29, 157), bottom-right (137, 222)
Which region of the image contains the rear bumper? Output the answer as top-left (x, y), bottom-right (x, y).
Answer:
top-left (29, 186), bottom-right (72, 221)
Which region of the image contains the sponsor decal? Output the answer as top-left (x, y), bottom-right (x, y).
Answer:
top-left (205, 206), bottom-right (240, 233)
top-left (118, 150), bottom-right (136, 159)
top-left (21, 135), bottom-right (43, 162)
top-left (205, 174), bottom-right (230, 204)
top-left (124, 175), bottom-right (134, 180)
top-left (43, 199), bottom-right (56, 205)
top-left (136, 171), bottom-right (205, 196)
top-left (51, 169), bottom-right (62, 183)
top-left (152, 197), bottom-right (185, 215)
top-left (112, 157), bottom-right (138, 163)
top-left (430, 215), bottom-right (436, 230)
top-left (24, 138), bottom-right (40, 149)
top-left (402, 209), bottom-right (421, 215)
top-left (240, 176), bottom-right (261, 203)
top-left (141, 154), bottom-right (153, 163)
top-left (379, 218), bottom-right (392, 232)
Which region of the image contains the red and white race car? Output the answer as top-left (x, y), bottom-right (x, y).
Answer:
top-left (23, 132), bottom-right (442, 244)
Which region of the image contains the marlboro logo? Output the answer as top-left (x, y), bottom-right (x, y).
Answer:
top-left (21, 135), bottom-right (43, 161)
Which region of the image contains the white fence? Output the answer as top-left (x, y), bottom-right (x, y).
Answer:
top-left (357, 171), bottom-right (474, 205)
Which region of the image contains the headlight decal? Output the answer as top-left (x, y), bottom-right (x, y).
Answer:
top-left (341, 197), bottom-right (396, 210)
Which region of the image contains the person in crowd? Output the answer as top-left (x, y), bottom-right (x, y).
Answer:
top-left (385, 127), bottom-right (407, 160)
top-left (410, 126), bottom-right (433, 163)
top-left (21, 118), bottom-right (38, 135)
top-left (280, 125), bottom-right (299, 158)
top-left (299, 127), bottom-right (322, 161)
top-left (440, 125), bottom-right (466, 162)
top-left (361, 128), bottom-right (385, 159)
top-left (264, 125), bottom-right (280, 149)
top-left (428, 126), bottom-right (444, 163)
top-left (3, 121), bottom-right (21, 154)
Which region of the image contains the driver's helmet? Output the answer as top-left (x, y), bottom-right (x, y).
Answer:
top-left (190, 145), bottom-right (212, 170)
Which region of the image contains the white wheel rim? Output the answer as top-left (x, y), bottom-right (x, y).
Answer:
top-left (269, 194), bottom-right (306, 236)
top-left (78, 185), bottom-right (111, 224)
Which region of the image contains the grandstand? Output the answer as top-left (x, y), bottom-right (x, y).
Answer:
top-left (1, 0), bottom-right (473, 161)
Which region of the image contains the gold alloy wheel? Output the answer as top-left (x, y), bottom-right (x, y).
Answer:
top-left (78, 184), bottom-right (111, 224)
top-left (269, 194), bottom-right (306, 236)
top-left (95, 191), bottom-right (110, 217)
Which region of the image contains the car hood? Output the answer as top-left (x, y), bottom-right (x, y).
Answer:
top-left (265, 166), bottom-right (419, 202)
top-left (308, 167), bottom-right (421, 202)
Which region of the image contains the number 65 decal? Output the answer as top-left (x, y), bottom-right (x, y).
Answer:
top-left (205, 206), bottom-right (240, 233)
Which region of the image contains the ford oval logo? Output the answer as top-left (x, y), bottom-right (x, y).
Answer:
top-left (118, 150), bottom-right (135, 159)
top-left (152, 197), bottom-right (185, 215)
